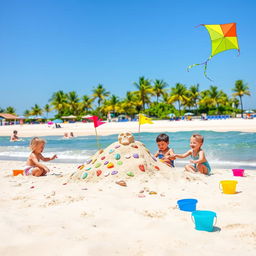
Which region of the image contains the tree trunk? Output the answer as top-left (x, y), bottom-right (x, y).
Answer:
top-left (239, 95), bottom-right (243, 116)
top-left (178, 100), bottom-right (181, 116)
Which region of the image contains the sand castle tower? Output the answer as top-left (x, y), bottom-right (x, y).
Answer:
top-left (71, 132), bottom-right (179, 183)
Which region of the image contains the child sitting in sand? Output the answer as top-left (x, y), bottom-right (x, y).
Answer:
top-left (174, 134), bottom-right (211, 175)
top-left (155, 133), bottom-right (175, 167)
top-left (24, 137), bottom-right (57, 176)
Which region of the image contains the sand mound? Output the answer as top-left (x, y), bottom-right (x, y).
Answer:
top-left (70, 138), bottom-right (181, 183)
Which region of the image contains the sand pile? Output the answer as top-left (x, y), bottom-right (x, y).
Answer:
top-left (70, 132), bottom-right (181, 183)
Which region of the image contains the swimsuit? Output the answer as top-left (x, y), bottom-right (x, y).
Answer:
top-left (191, 152), bottom-right (211, 174)
top-left (157, 149), bottom-right (175, 167)
top-left (24, 166), bottom-right (35, 176)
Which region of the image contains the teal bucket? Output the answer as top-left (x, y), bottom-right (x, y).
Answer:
top-left (191, 210), bottom-right (217, 232)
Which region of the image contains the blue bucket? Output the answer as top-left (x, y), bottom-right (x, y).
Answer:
top-left (192, 210), bottom-right (217, 232)
top-left (177, 199), bottom-right (198, 212)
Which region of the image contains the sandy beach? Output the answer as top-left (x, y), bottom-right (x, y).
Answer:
top-left (0, 119), bottom-right (256, 137)
top-left (0, 160), bottom-right (256, 256)
top-left (1, 120), bottom-right (256, 255)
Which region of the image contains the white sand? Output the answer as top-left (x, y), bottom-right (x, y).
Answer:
top-left (1, 120), bottom-right (255, 255)
top-left (0, 118), bottom-right (256, 137)
top-left (1, 160), bottom-right (256, 256)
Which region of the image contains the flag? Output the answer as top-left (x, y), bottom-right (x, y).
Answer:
top-left (87, 116), bottom-right (105, 128)
top-left (139, 114), bottom-right (153, 125)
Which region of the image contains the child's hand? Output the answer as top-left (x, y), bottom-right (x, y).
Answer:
top-left (51, 154), bottom-right (57, 160)
top-left (169, 154), bottom-right (176, 160)
top-left (190, 160), bottom-right (196, 164)
top-left (44, 167), bottom-right (50, 173)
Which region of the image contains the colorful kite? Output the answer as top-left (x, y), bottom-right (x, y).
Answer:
top-left (188, 22), bottom-right (240, 80)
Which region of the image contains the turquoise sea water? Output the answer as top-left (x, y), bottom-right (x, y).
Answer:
top-left (0, 131), bottom-right (256, 169)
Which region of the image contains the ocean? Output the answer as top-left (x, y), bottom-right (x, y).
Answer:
top-left (0, 131), bottom-right (256, 170)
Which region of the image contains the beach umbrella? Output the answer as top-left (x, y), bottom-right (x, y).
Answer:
top-left (52, 119), bottom-right (63, 123)
top-left (184, 112), bottom-right (194, 116)
top-left (168, 113), bottom-right (176, 117)
top-left (244, 110), bottom-right (254, 114)
top-left (35, 115), bottom-right (46, 119)
top-left (47, 121), bottom-right (54, 125)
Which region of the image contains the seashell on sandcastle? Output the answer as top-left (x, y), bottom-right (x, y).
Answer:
top-left (70, 132), bottom-right (178, 183)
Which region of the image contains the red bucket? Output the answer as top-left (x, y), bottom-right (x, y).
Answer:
top-left (232, 169), bottom-right (244, 177)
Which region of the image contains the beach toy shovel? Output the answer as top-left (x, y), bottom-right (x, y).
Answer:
top-left (219, 180), bottom-right (238, 194)
top-left (232, 169), bottom-right (244, 177)
top-left (191, 210), bottom-right (217, 232)
top-left (177, 199), bottom-right (198, 212)
top-left (13, 170), bottom-right (24, 176)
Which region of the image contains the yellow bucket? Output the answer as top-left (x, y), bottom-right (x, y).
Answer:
top-left (220, 180), bottom-right (238, 194)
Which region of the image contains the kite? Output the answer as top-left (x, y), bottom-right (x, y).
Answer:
top-left (188, 22), bottom-right (240, 80)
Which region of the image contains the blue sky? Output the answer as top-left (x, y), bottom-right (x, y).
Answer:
top-left (0, 0), bottom-right (255, 114)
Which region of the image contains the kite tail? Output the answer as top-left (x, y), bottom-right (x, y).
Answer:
top-left (187, 56), bottom-right (213, 81)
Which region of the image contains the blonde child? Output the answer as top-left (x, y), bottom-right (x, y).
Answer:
top-left (24, 137), bottom-right (57, 176)
top-left (154, 133), bottom-right (175, 167)
top-left (174, 134), bottom-right (211, 175)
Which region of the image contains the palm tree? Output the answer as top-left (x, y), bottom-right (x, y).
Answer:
top-left (133, 76), bottom-right (153, 110)
top-left (230, 97), bottom-right (240, 109)
top-left (5, 106), bottom-right (16, 114)
top-left (188, 84), bottom-right (200, 113)
top-left (168, 83), bottom-right (188, 115)
top-left (24, 109), bottom-right (31, 117)
top-left (31, 104), bottom-right (43, 116)
top-left (120, 91), bottom-right (139, 116)
top-left (103, 95), bottom-right (120, 115)
top-left (232, 80), bottom-right (250, 115)
top-left (67, 91), bottom-right (80, 115)
top-left (152, 79), bottom-right (168, 103)
top-left (44, 104), bottom-right (51, 118)
top-left (81, 95), bottom-right (93, 113)
top-left (200, 86), bottom-right (227, 114)
top-left (50, 90), bottom-right (68, 116)
top-left (92, 84), bottom-right (110, 108)
top-left (183, 93), bottom-right (194, 110)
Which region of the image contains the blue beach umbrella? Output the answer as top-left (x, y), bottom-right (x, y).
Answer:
top-left (244, 110), bottom-right (254, 114)
top-left (184, 112), bottom-right (194, 116)
top-left (52, 119), bottom-right (63, 123)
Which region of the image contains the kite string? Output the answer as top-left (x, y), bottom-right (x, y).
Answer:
top-left (187, 56), bottom-right (213, 81)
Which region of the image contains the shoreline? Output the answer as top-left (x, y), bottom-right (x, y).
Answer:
top-left (0, 119), bottom-right (256, 137)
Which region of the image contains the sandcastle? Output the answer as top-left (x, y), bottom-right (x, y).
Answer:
top-left (71, 132), bottom-right (179, 183)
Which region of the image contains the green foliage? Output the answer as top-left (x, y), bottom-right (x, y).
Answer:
top-left (14, 77), bottom-right (251, 119)
top-left (145, 103), bottom-right (177, 118)
top-left (5, 106), bottom-right (16, 114)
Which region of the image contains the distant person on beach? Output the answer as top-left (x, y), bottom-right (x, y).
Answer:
top-left (174, 134), bottom-right (211, 175)
top-left (154, 133), bottom-right (175, 167)
top-left (10, 130), bottom-right (21, 142)
top-left (63, 132), bottom-right (74, 138)
top-left (24, 137), bottom-right (57, 176)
